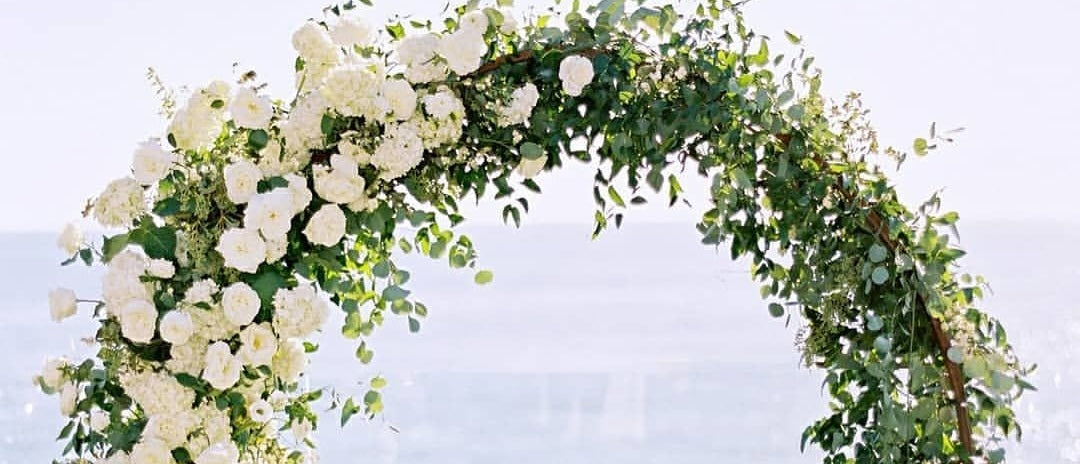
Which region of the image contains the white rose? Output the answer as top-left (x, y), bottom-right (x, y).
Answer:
top-left (131, 138), bottom-right (175, 186)
top-left (144, 410), bottom-right (199, 448)
top-left (59, 381), bottom-right (79, 416)
top-left (559, 55), bottom-right (595, 97)
top-left (160, 310), bottom-right (194, 345)
top-left (371, 123), bottom-right (425, 180)
top-left (38, 357), bottom-right (69, 390)
top-left (216, 228), bottom-right (267, 273)
top-left (517, 155), bottom-right (548, 179)
top-left (57, 222), bottom-right (83, 255)
top-left (119, 299), bottom-right (157, 344)
top-left (497, 82), bottom-right (539, 126)
top-left (291, 418), bottom-right (313, 442)
top-left (247, 399), bottom-right (273, 424)
top-left (397, 33), bottom-right (447, 84)
top-left (244, 189), bottom-right (296, 237)
top-left (202, 342), bottom-right (242, 390)
top-left (147, 259), bottom-right (175, 279)
top-left (330, 17), bottom-right (372, 47)
top-left (303, 204), bottom-right (347, 247)
top-left (230, 87), bottom-right (274, 129)
top-left (293, 22), bottom-right (339, 65)
top-left (320, 64), bottom-right (385, 121)
top-left (313, 155), bottom-right (365, 204)
top-left (49, 287), bottom-right (78, 323)
top-left (93, 177), bottom-right (147, 228)
top-left (460, 10), bottom-right (489, 34)
top-left (90, 409), bottom-right (110, 432)
top-left (273, 338), bottom-right (307, 383)
top-left (238, 323), bottom-right (278, 367)
top-left (222, 282), bottom-right (260, 327)
top-left (223, 159), bottom-right (262, 204)
top-left (436, 29), bottom-right (487, 76)
top-left (197, 441), bottom-right (240, 464)
top-left (382, 79), bottom-right (417, 121)
top-left (129, 438), bottom-right (173, 464)
top-left (264, 233), bottom-right (288, 263)
top-left (284, 173), bottom-right (313, 214)
top-left (422, 88), bottom-right (464, 120)
top-left (499, 8), bottom-right (518, 34)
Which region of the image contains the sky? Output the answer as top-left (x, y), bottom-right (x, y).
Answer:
top-left (0, 0), bottom-right (1077, 232)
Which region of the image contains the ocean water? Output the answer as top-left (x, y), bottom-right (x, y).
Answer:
top-left (1, 222), bottom-right (1077, 463)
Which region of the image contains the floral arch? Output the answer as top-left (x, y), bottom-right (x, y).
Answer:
top-left (40, 1), bottom-right (1031, 463)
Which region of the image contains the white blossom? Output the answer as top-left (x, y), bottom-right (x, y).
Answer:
top-left (93, 177), bottom-right (146, 228)
top-left (284, 173), bottom-right (313, 214)
top-left (144, 410), bottom-right (198, 448)
top-left (499, 8), bottom-right (518, 34)
top-left (397, 34), bottom-right (447, 84)
top-left (330, 17), bottom-right (373, 47)
top-left (222, 282), bottom-right (260, 327)
top-left (184, 279), bottom-right (219, 304)
top-left (313, 154), bottom-right (365, 204)
top-left (57, 222), bottom-right (82, 256)
top-left (303, 203), bottom-right (346, 247)
top-left (147, 259), bottom-right (175, 279)
top-left (160, 310), bottom-right (194, 345)
top-left (230, 87), bottom-right (273, 129)
top-left (244, 189), bottom-right (296, 238)
top-left (223, 159), bottom-right (262, 204)
top-left (196, 441), bottom-right (240, 464)
top-left (371, 122), bottom-right (424, 180)
top-left (238, 322), bottom-right (278, 367)
top-left (436, 29), bottom-right (487, 76)
top-left (264, 233), bottom-right (289, 263)
top-left (38, 357), bottom-right (69, 391)
top-left (49, 287), bottom-right (77, 323)
top-left (90, 409), bottom-right (110, 432)
top-left (120, 371), bottom-right (194, 416)
top-left (559, 55), bottom-right (595, 96)
top-left (132, 138), bottom-right (175, 186)
top-left (281, 93), bottom-right (328, 155)
top-left (382, 78), bottom-right (417, 121)
top-left (216, 228), bottom-right (267, 273)
top-left (320, 64), bottom-right (384, 120)
top-left (273, 338), bottom-right (308, 383)
top-left (202, 341), bottom-right (242, 390)
top-left (460, 10), bottom-right (489, 34)
top-left (496, 82), bottom-right (539, 126)
top-left (58, 381), bottom-right (78, 416)
top-left (272, 285), bottom-right (329, 340)
top-left (292, 22), bottom-right (339, 65)
top-left (248, 399), bottom-right (273, 424)
top-left (102, 251), bottom-right (152, 315)
top-left (291, 418), bottom-right (314, 442)
top-left (119, 299), bottom-right (157, 344)
top-left (129, 438), bottom-right (173, 464)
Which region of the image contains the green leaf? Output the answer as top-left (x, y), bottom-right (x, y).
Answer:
top-left (519, 142), bottom-right (545, 160)
top-left (408, 317), bottom-right (421, 333)
top-left (913, 137), bottom-right (929, 156)
top-left (134, 224), bottom-right (177, 260)
top-left (768, 303), bottom-right (784, 318)
top-left (153, 198), bottom-right (181, 217)
top-left (474, 270), bottom-right (494, 285)
top-left (372, 261), bottom-right (390, 279)
top-left (868, 244), bottom-right (889, 263)
top-left (248, 270), bottom-right (287, 308)
top-left (784, 30), bottom-right (802, 44)
top-left (248, 129), bottom-right (269, 151)
top-left (871, 267), bottom-right (889, 285)
top-left (382, 285), bottom-right (409, 301)
top-left (370, 376), bottom-right (387, 389)
top-left (386, 22), bottom-right (405, 40)
top-left (341, 397), bottom-right (360, 426)
top-left (102, 233), bottom-right (130, 263)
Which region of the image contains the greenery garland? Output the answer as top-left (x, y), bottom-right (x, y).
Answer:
top-left (39, 0), bottom-right (1033, 463)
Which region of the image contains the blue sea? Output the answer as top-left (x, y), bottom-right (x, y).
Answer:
top-left (1, 222), bottom-right (1077, 463)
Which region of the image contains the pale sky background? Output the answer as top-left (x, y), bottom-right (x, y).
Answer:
top-left (0, 0), bottom-right (1077, 232)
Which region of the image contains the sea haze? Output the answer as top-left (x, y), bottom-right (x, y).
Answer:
top-left (0, 222), bottom-right (1076, 463)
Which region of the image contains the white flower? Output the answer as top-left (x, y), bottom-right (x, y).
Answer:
top-left (292, 22), bottom-right (339, 65)
top-left (102, 251), bottom-right (152, 315)
top-left (284, 173), bottom-right (313, 214)
top-left (119, 299), bottom-right (157, 344)
top-left (238, 323), bottom-right (278, 367)
top-left (58, 381), bottom-right (78, 416)
top-left (382, 79), bottom-right (417, 121)
top-left (216, 228), bottom-right (267, 273)
top-left (129, 438), bottom-right (173, 464)
top-left (320, 64), bottom-right (385, 121)
top-left (99, 452), bottom-right (130, 464)
top-left (436, 29), bottom-right (487, 76)
top-left (93, 177), bottom-right (146, 228)
top-left (268, 390), bottom-right (289, 410)
top-left (559, 55), bottom-right (595, 97)
top-left (248, 399), bottom-right (273, 424)
top-left (257, 139), bottom-right (294, 178)
top-left (131, 139), bottom-right (175, 186)
top-left (397, 34), bottom-right (447, 84)
top-left (38, 357), bottom-right (69, 390)
top-left (496, 83), bottom-right (539, 126)
top-left (518, 155), bottom-right (547, 179)
top-left (291, 418), bottom-right (314, 442)
top-left (313, 155), bottom-right (365, 204)
top-left (222, 282), bottom-right (260, 327)
top-left (264, 233), bottom-right (288, 263)
top-left (230, 87), bottom-right (274, 129)
top-left (160, 310), bottom-right (194, 345)
top-left (90, 409), bottom-right (109, 432)
top-left (147, 259), bottom-right (175, 279)
top-left (49, 287), bottom-right (77, 323)
top-left (273, 338), bottom-right (308, 383)
top-left (347, 191), bottom-right (378, 213)
top-left (272, 285), bottom-right (329, 340)
top-left (196, 441), bottom-right (240, 464)
top-left (460, 10), bottom-right (489, 34)
top-left (337, 135), bottom-right (371, 165)
top-left (499, 8), bottom-right (518, 34)
top-left (223, 159), bottom-right (262, 204)
top-left (422, 88), bottom-right (465, 121)
top-left (303, 204), bottom-right (346, 247)
top-left (168, 106), bottom-right (222, 152)
top-left (244, 189), bottom-right (296, 237)
top-left (371, 122), bottom-right (425, 180)
top-left (144, 410), bottom-right (198, 448)
top-left (330, 17), bottom-right (372, 47)
top-left (281, 92), bottom-right (328, 156)
top-left (185, 279), bottom-right (219, 304)
top-left (202, 341), bottom-right (242, 390)
top-left (167, 336), bottom-right (208, 376)
top-left (57, 222), bottom-right (82, 255)
top-left (120, 371), bottom-right (194, 416)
